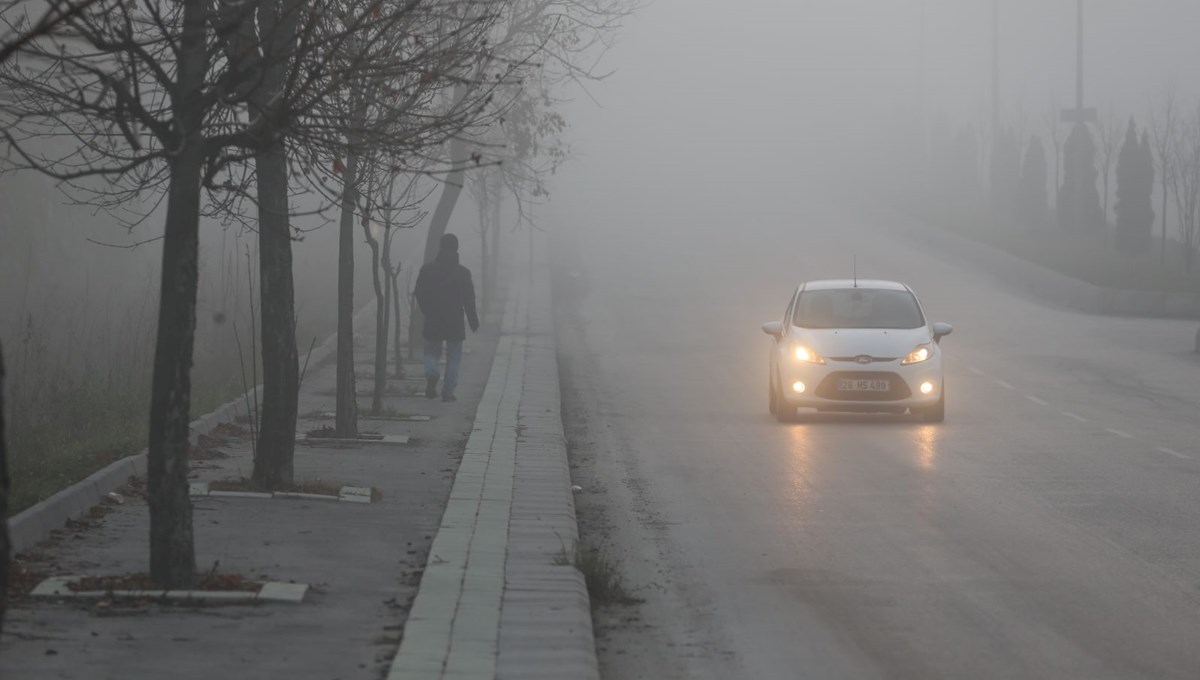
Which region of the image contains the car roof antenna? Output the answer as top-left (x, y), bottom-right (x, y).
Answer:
top-left (853, 255), bottom-right (858, 288)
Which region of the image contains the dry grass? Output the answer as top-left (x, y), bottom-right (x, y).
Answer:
top-left (913, 199), bottom-right (1200, 294)
top-left (554, 541), bottom-right (639, 607)
top-left (208, 477), bottom-right (346, 496)
top-left (7, 292), bottom-right (259, 513)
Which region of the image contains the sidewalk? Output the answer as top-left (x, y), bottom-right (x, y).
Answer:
top-left (0, 250), bottom-right (595, 678)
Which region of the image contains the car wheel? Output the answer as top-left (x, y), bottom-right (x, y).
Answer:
top-left (768, 371), bottom-right (778, 415)
top-left (919, 388), bottom-right (945, 423)
top-left (774, 374), bottom-right (796, 422)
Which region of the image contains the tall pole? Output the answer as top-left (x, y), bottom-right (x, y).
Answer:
top-left (1076, 0), bottom-right (1084, 112)
top-left (991, 0), bottom-right (1000, 140)
top-left (918, 0), bottom-right (926, 116)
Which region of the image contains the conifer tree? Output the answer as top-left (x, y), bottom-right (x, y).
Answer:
top-left (1115, 120), bottom-right (1156, 254)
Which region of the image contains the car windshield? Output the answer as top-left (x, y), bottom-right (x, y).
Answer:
top-left (792, 288), bottom-right (925, 329)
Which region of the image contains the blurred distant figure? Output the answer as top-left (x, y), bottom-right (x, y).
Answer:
top-left (414, 233), bottom-right (479, 402)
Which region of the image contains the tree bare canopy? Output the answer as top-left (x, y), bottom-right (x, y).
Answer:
top-left (0, 0), bottom-right (557, 588)
top-left (409, 0), bottom-right (634, 345)
top-left (0, 0), bottom-right (509, 215)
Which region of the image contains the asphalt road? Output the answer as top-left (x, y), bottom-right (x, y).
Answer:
top-left (553, 205), bottom-right (1200, 680)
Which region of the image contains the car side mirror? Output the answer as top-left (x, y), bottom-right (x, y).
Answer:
top-left (762, 321), bottom-right (784, 339)
top-left (932, 322), bottom-right (954, 343)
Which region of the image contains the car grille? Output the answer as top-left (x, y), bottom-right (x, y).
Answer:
top-left (828, 356), bottom-right (898, 364)
top-left (815, 371), bottom-right (912, 401)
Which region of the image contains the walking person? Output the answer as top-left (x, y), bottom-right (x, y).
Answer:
top-left (414, 233), bottom-right (479, 402)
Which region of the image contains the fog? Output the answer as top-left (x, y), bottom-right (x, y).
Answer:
top-left (545, 0), bottom-right (1200, 229)
top-left (7, 0), bottom-right (1200, 367)
top-left (8, 0), bottom-right (1200, 675)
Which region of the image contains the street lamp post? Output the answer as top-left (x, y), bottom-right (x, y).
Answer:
top-left (1062, 0), bottom-right (1095, 125)
top-left (992, 0), bottom-right (999, 141)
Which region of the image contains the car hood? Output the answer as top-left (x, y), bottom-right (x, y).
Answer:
top-left (790, 326), bottom-right (930, 359)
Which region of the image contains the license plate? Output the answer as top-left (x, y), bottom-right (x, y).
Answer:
top-left (838, 378), bottom-right (890, 392)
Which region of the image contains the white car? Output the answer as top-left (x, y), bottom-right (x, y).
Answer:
top-left (762, 280), bottom-right (953, 422)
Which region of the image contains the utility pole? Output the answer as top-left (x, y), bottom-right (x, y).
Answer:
top-left (991, 0), bottom-right (999, 141)
top-left (1075, 0), bottom-right (1084, 112)
top-left (1062, 0), bottom-right (1095, 125)
top-left (1059, 0), bottom-right (1096, 232)
top-left (917, 0), bottom-right (926, 117)
top-left (918, 0), bottom-right (927, 175)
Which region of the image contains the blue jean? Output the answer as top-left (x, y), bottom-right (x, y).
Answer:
top-left (424, 338), bottom-right (463, 396)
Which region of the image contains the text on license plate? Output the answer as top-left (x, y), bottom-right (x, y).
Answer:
top-left (838, 378), bottom-right (890, 392)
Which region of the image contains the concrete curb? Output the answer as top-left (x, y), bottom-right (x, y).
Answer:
top-left (387, 251), bottom-right (597, 680)
top-left (895, 212), bottom-right (1200, 319)
top-left (7, 300), bottom-right (378, 555)
top-left (30, 576), bottom-right (309, 603)
top-left (7, 453), bottom-right (148, 554)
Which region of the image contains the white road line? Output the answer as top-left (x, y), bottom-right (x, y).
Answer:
top-left (968, 366), bottom-right (985, 376)
top-left (1105, 428), bottom-right (1135, 439)
top-left (1156, 447), bottom-right (1190, 460)
top-left (1025, 395), bottom-right (1049, 406)
top-left (995, 379), bottom-right (1014, 390)
top-left (1061, 412), bottom-right (1088, 422)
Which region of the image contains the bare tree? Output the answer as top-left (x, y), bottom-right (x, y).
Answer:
top-left (361, 167), bottom-right (423, 414)
top-left (468, 74), bottom-right (569, 310)
top-left (0, 343), bottom-right (8, 634)
top-left (1046, 98), bottom-right (1064, 203)
top-left (410, 0), bottom-right (634, 346)
top-left (0, 0), bottom-right (102, 63)
top-left (1171, 107), bottom-right (1200, 273)
top-left (0, 0), bottom-right (510, 585)
top-left (1095, 105), bottom-right (1122, 223)
top-left (312, 5), bottom-right (506, 436)
top-left (1150, 85), bottom-right (1180, 265)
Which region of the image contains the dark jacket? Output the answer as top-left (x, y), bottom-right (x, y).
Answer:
top-left (414, 249), bottom-right (479, 341)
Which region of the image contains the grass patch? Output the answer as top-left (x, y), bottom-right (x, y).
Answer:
top-left (68, 568), bottom-right (260, 593)
top-left (7, 373), bottom-right (246, 514)
top-left (303, 425), bottom-right (383, 440)
top-left (208, 477), bottom-right (346, 497)
top-left (913, 199), bottom-right (1200, 294)
top-left (554, 541), bottom-right (638, 607)
top-left (360, 405), bottom-right (426, 419)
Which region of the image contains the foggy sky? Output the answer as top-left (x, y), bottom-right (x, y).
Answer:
top-left (545, 0), bottom-right (1200, 226)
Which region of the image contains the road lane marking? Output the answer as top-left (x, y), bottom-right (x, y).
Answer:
top-left (1061, 412), bottom-right (1088, 422)
top-left (1025, 395), bottom-right (1048, 406)
top-left (995, 379), bottom-right (1014, 390)
top-left (1105, 428), bottom-right (1134, 439)
top-left (1156, 447), bottom-right (1190, 460)
top-left (968, 366), bottom-right (984, 376)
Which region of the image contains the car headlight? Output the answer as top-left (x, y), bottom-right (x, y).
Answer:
top-left (901, 343), bottom-right (933, 365)
top-left (792, 345), bottom-right (825, 364)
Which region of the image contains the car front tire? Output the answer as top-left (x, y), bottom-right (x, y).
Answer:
top-left (918, 387), bottom-right (945, 423)
top-left (768, 371), bottom-right (778, 415)
top-left (774, 373), bottom-right (797, 423)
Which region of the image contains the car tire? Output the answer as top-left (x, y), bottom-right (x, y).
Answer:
top-left (919, 388), bottom-right (945, 423)
top-left (768, 372), bottom-right (778, 415)
top-left (774, 375), bottom-right (797, 422)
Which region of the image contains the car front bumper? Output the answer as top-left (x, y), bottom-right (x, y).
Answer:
top-left (778, 359), bottom-right (943, 411)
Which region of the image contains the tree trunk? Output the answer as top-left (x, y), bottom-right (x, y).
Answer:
top-left (147, 0), bottom-right (206, 587)
top-left (148, 144), bottom-right (203, 588)
top-left (1162, 183), bottom-right (1169, 265)
top-left (379, 237), bottom-right (392, 390)
top-left (1, 342), bottom-right (9, 634)
top-left (391, 267), bottom-right (404, 377)
top-left (488, 176), bottom-right (502, 313)
top-left (335, 146), bottom-right (359, 438)
top-left (252, 143), bottom-right (297, 488)
top-left (409, 133), bottom-right (468, 348)
top-left (363, 218), bottom-right (385, 415)
top-left (480, 190), bottom-right (490, 315)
